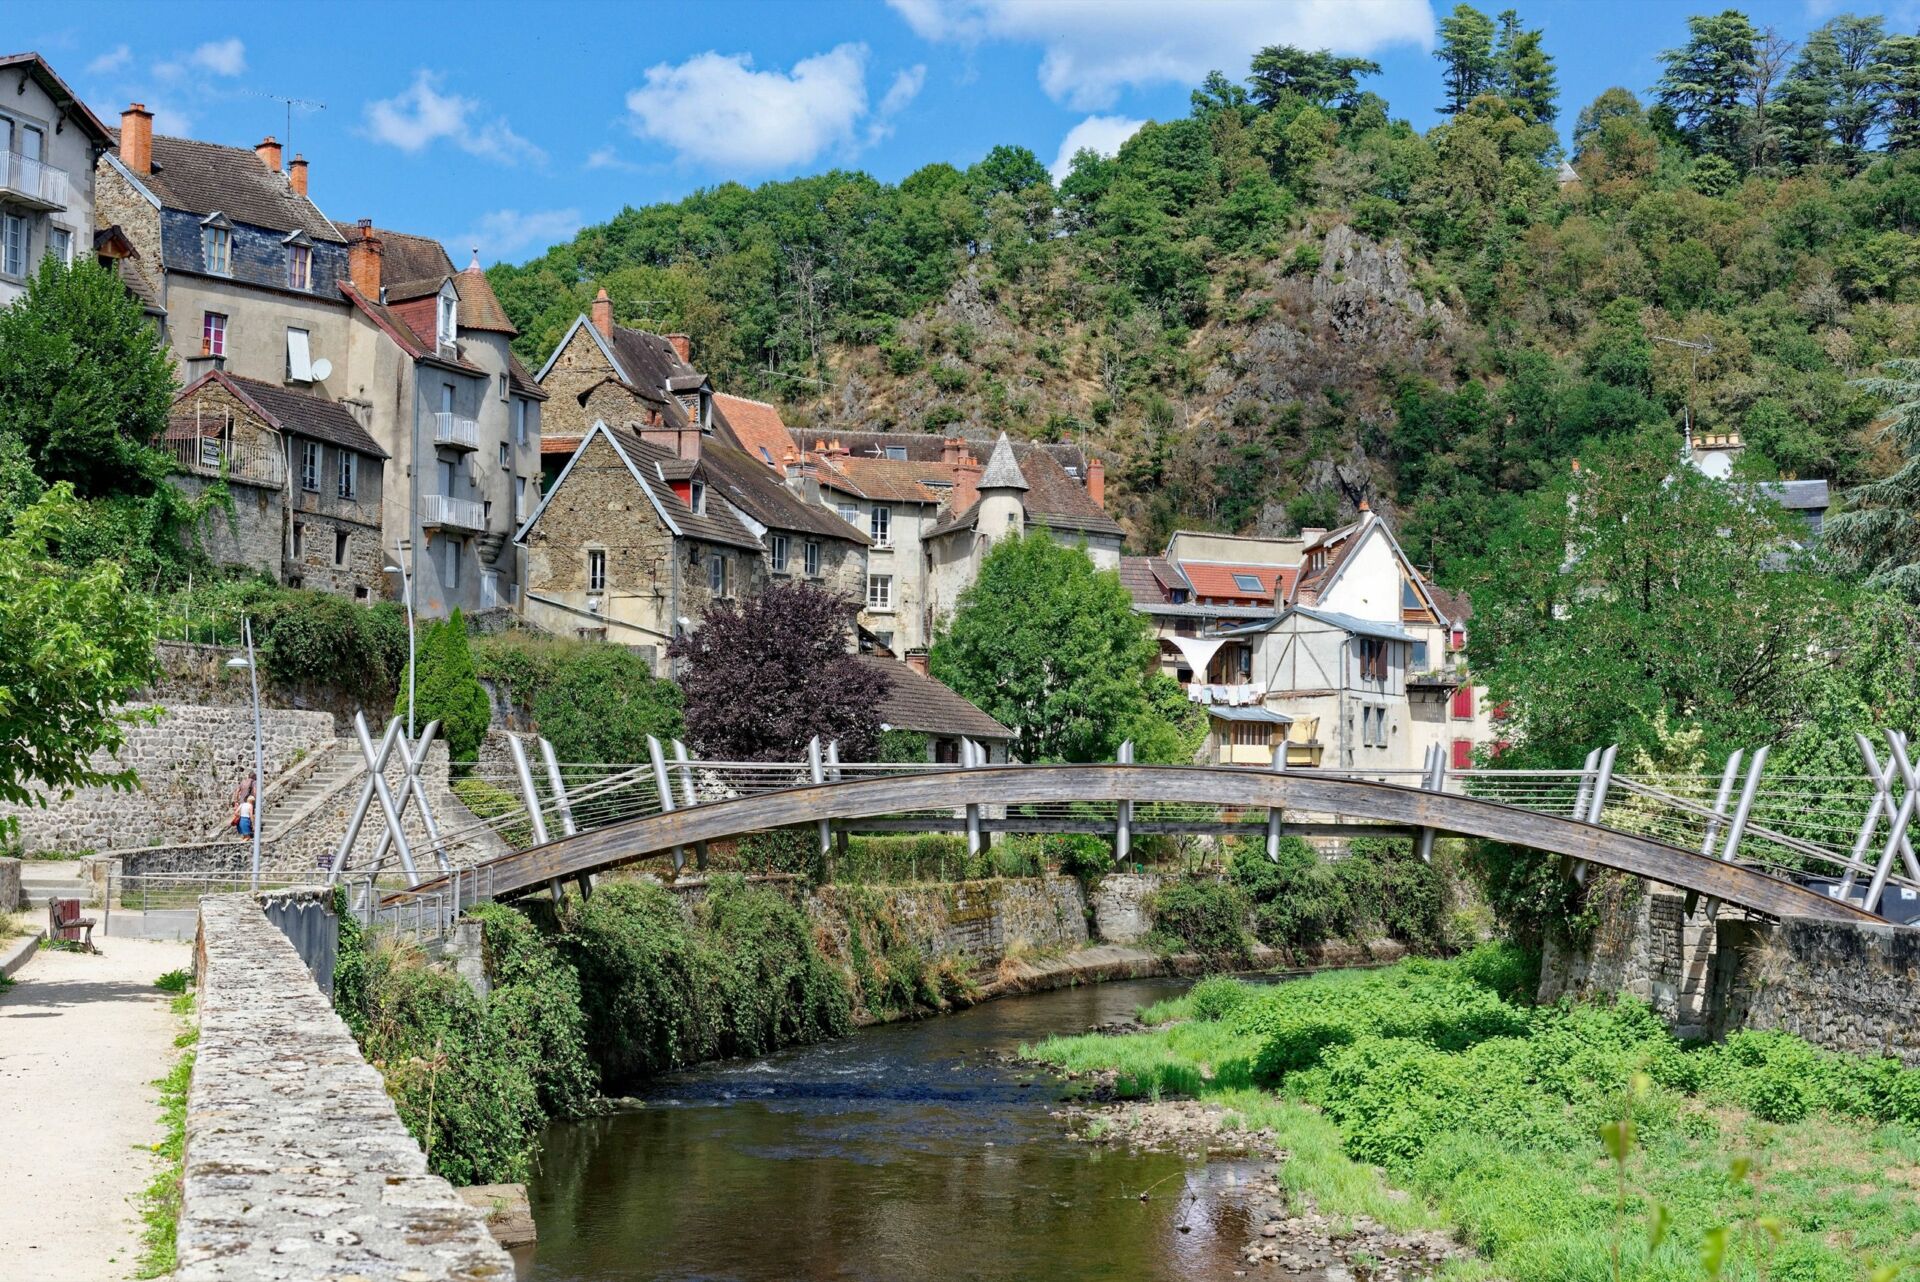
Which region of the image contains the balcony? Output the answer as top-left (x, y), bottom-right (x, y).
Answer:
top-left (432, 411), bottom-right (480, 451)
top-left (421, 493), bottom-right (485, 532)
top-left (159, 437), bottom-right (287, 489)
top-left (0, 151), bottom-right (69, 211)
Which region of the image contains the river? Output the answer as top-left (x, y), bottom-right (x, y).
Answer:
top-left (515, 977), bottom-right (1270, 1281)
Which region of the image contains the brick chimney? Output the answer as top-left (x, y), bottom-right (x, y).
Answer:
top-left (591, 288), bottom-right (612, 340)
top-left (640, 423), bottom-right (702, 462)
top-left (120, 103), bottom-right (153, 175)
top-left (347, 219), bottom-right (383, 297)
top-left (1086, 455), bottom-right (1105, 507)
top-left (666, 333), bottom-right (692, 364)
top-left (905, 650), bottom-right (929, 676)
top-left (288, 153), bottom-right (308, 197)
top-left (254, 136), bottom-right (282, 173)
top-left (940, 436), bottom-right (970, 465)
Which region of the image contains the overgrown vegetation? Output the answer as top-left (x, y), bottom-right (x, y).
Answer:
top-left (472, 633), bottom-right (683, 764)
top-left (829, 883), bottom-right (977, 1018)
top-left (134, 997), bottom-right (195, 1279)
top-left (1029, 948), bottom-right (1920, 1279)
top-left (394, 610), bottom-right (490, 763)
top-left (1230, 835), bottom-right (1452, 958)
top-left (1145, 879), bottom-right (1253, 967)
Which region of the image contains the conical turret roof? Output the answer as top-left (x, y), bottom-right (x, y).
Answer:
top-left (978, 433), bottom-right (1029, 491)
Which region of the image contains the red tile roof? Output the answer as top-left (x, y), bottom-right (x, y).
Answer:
top-left (714, 393), bottom-right (793, 469)
top-left (1179, 563), bottom-right (1296, 603)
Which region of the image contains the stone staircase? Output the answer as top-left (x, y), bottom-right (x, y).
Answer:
top-left (17, 859), bottom-right (88, 911)
top-left (201, 739), bottom-right (355, 843)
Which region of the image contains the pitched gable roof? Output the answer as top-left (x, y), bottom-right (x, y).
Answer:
top-left (698, 441), bottom-right (868, 544)
top-left (817, 455), bottom-right (953, 504)
top-left (171, 369), bottom-right (386, 458)
top-left (339, 283), bottom-right (484, 374)
top-left (1017, 446), bottom-right (1122, 537)
top-left (516, 420), bottom-right (761, 551)
top-left (115, 130), bottom-right (343, 241)
top-left (0, 54), bottom-right (112, 144)
top-left (856, 656), bottom-right (1012, 741)
top-left (713, 393), bottom-right (792, 468)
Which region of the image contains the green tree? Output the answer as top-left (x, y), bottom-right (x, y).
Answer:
top-left (1884, 34), bottom-right (1920, 155)
top-left (1246, 45), bottom-right (1381, 116)
top-left (1435, 4), bottom-right (1497, 115)
top-left (1656, 9), bottom-right (1760, 164)
top-left (526, 644), bottom-right (683, 764)
top-left (0, 257), bottom-right (176, 496)
top-left (1792, 14), bottom-right (1889, 167)
top-left (1493, 10), bottom-right (1558, 124)
top-left (1827, 361), bottom-right (1920, 600)
top-left (930, 532), bottom-right (1182, 764)
top-left (0, 485), bottom-right (159, 841)
top-left (396, 610), bottom-right (491, 762)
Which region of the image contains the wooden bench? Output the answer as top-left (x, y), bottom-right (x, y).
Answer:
top-left (49, 898), bottom-right (96, 953)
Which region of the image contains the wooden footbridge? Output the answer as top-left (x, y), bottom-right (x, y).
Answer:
top-left (320, 716), bottom-right (1920, 931)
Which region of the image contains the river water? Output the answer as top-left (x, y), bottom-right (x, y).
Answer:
top-left (515, 977), bottom-right (1270, 1282)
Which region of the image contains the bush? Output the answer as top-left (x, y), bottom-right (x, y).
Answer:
top-left (474, 634), bottom-right (683, 763)
top-left (1048, 833), bottom-right (1113, 879)
top-left (1228, 836), bottom-right (1451, 955)
top-left (397, 610), bottom-right (490, 762)
top-left (469, 903), bottom-right (596, 1118)
top-left (1147, 879), bottom-right (1252, 967)
top-left (1188, 975), bottom-right (1253, 1022)
top-left (1454, 940), bottom-right (1537, 1004)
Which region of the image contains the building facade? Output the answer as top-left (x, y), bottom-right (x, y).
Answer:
top-left (0, 54), bottom-right (113, 309)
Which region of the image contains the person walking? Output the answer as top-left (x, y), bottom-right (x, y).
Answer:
top-left (235, 792), bottom-right (254, 839)
top-left (230, 771), bottom-right (257, 836)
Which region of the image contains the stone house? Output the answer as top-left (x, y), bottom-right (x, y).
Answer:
top-left (809, 445), bottom-right (968, 656)
top-left (165, 369), bottom-right (388, 597)
top-left (535, 289), bottom-right (711, 446)
top-left (859, 654), bottom-right (1012, 764)
top-left (0, 54), bottom-right (114, 308)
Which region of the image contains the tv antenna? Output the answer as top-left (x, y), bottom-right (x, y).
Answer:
top-left (1651, 334), bottom-right (1714, 439)
top-left (760, 366), bottom-right (833, 389)
top-left (243, 90), bottom-right (326, 158)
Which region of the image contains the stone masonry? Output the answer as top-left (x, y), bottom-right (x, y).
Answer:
top-left (810, 875), bottom-right (1090, 972)
top-left (1538, 878), bottom-right (1721, 1039)
top-left (182, 894), bottom-right (510, 1279)
top-left (1716, 916), bottom-right (1920, 1064)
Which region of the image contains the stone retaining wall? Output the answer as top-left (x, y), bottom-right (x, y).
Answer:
top-left (183, 894), bottom-right (510, 1279)
top-left (1716, 916), bottom-right (1920, 1064)
top-left (810, 875), bottom-right (1091, 975)
top-left (0, 857), bottom-right (16, 912)
top-left (1088, 872), bottom-right (1170, 944)
top-left (0, 704), bottom-right (335, 854)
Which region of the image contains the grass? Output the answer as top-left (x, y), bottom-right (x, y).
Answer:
top-left (136, 995), bottom-right (195, 1279)
top-left (154, 969), bottom-right (191, 994)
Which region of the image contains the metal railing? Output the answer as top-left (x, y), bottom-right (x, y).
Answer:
top-left (0, 150), bottom-right (68, 208)
top-left (421, 493), bottom-right (485, 531)
top-left (431, 411), bottom-right (480, 450)
top-left (160, 437), bottom-right (289, 488)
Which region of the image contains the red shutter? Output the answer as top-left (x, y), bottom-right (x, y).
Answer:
top-left (1450, 627), bottom-right (1466, 651)
top-left (1451, 738), bottom-right (1473, 770)
top-left (1451, 686), bottom-right (1474, 719)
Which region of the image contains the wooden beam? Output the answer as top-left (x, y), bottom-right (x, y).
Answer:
top-left (834, 817), bottom-right (1419, 838)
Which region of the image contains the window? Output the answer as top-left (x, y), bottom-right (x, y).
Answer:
top-left (885, 446), bottom-right (908, 460)
top-left (1231, 721), bottom-right (1269, 748)
top-left (291, 522), bottom-right (304, 558)
top-left (515, 476), bottom-right (528, 520)
top-left (870, 505), bottom-right (891, 547)
top-left (288, 244), bottom-right (311, 290)
top-left (204, 225), bottom-right (231, 274)
top-left (771, 533), bottom-right (790, 572)
top-left (436, 286), bottom-right (457, 348)
top-left (804, 541), bottom-right (820, 578)
top-left (1401, 579), bottom-right (1424, 611)
top-left (1361, 706), bottom-right (1389, 748)
top-left (286, 328), bottom-right (313, 381)
top-left (337, 451), bottom-right (356, 500)
top-left (1451, 686), bottom-right (1474, 720)
top-left (1410, 640), bottom-right (1429, 670)
top-left (203, 312), bottom-right (227, 357)
top-left (440, 383), bottom-right (455, 414)
top-left (587, 548), bottom-right (606, 592)
top-left (708, 553), bottom-right (729, 596)
top-left (514, 399), bottom-right (529, 447)
top-left (837, 501), bottom-right (858, 526)
top-left (1451, 738), bottom-right (1473, 770)
top-left (0, 213), bottom-right (23, 277)
top-left (690, 480), bottom-right (705, 515)
top-left (867, 573), bottom-right (893, 610)
top-left (299, 440), bottom-right (320, 492)
top-left (498, 442), bottom-right (510, 466)
top-left (872, 629), bottom-right (895, 652)
top-left (1356, 637), bottom-right (1388, 682)
top-left (441, 537), bottom-right (461, 591)
top-left (1231, 572), bottom-right (1264, 594)
top-left (333, 530), bottom-right (349, 566)
top-left (498, 372), bottom-right (509, 403)
top-left (47, 226), bottom-right (71, 266)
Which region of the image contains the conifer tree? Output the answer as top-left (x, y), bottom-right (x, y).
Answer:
top-left (1656, 10), bottom-right (1760, 164)
top-left (1884, 33), bottom-right (1920, 154)
top-left (1492, 9), bottom-right (1559, 125)
top-left (1435, 4), bottom-right (1498, 115)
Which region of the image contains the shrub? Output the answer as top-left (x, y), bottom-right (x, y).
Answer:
top-left (1048, 832), bottom-right (1113, 879)
top-left (474, 634), bottom-right (683, 764)
top-left (1147, 879), bottom-right (1252, 967)
top-left (397, 610), bottom-right (490, 762)
top-left (698, 876), bottom-right (852, 1056)
top-left (469, 903), bottom-right (596, 1118)
top-left (1189, 975), bottom-right (1253, 1022)
top-left (1454, 940), bottom-right (1537, 1004)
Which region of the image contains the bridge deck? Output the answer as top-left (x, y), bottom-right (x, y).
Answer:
top-left (392, 765), bottom-right (1878, 924)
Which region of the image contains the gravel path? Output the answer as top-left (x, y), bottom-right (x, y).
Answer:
top-left (0, 935), bottom-right (192, 1281)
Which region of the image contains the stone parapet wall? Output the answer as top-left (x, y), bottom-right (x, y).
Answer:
top-left (182, 894), bottom-right (510, 1279)
top-left (1717, 917), bottom-right (1920, 1064)
top-left (0, 703), bottom-right (334, 854)
top-left (1538, 878), bottom-right (1720, 1039)
top-left (142, 641), bottom-right (390, 729)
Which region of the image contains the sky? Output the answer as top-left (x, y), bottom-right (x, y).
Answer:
top-left (19, 0), bottom-right (1906, 266)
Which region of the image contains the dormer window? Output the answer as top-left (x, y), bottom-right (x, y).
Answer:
top-left (436, 282), bottom-right (457, 350)
top-left (201, 214), bottom-right (232, 275)
top-left (288, 244), bottom-right (311, 290)
top-left (690, 480), bottom-right (706, 515)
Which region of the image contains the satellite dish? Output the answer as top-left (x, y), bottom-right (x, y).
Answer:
top-left (310, 357), bottom-right (333, 382)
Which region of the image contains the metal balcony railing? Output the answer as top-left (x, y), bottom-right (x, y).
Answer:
top-left (159, 437), bottom-right (288, 489)
top-left (432, 412), bottom-right (480, 450)
top-left (421, 493), bottom-right (485, 531)
top-left (0, 151), bottom-right (69, 210)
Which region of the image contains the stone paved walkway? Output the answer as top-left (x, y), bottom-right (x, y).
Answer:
top-left (0, 935), bottom-right (191, 1281)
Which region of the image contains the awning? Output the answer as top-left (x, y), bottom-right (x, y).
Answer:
top-left (1206, 705), bottom-right (1293, 724)
top-left (1168, 635), bottom-right (1225, 676)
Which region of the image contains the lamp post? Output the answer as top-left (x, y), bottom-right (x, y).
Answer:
top-left (385, 555), bottom-right (416, 740)
top-left (225, 617), bottom-right (265, 892)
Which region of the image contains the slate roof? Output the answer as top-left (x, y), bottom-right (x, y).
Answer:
top-left (115, 130), bottom-right (344, 241)
top-left (856, 656), bottom-right (1012, 741)
top-left (1426, 584), bottom-right (1472, 626)
top-left (1757, 479), bottom-right (1831, 511)
top-left (1285, 607), bottom-right (1414, 643)
top-left (1205, 705), bottom-right (1293, 724)
top-left (171, 370), bottom-right (387, 457)
top-left (926, 499), bottom-right (980, 539)
top-left (0, 54), bottom-right (113, 143)
top-left (698, 441), bottom-right (868, 544)
top-left (714, 393), bottom-right (793, 469)
top-left (598, 425), bottom-right (762, 550)
top-left (801, 428), bottom-right (1087, 478)
top-left (978, 434), bottom-right (1029, 491)
top-left (507, 352), bottom-right (547, 400)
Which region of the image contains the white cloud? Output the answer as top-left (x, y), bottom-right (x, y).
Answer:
top-left (624, 44), bottom-right (874, 171)
top-left (585, 145), bottom-right (644, 173)
top-left (86, 44), bottom-right (131, 76)
top-left (1049, 114), bottom-right (1145, 182)
top-left (879, 64), bottom-right (926, 117)
top-left (887, 0), bottom-right (1432, 109)
top-left (365, 71), bottom-right (544, 165)
top-left (189, 38), bottom-right (246, 77)
top-left (462, 208), bottom-right (582, 262)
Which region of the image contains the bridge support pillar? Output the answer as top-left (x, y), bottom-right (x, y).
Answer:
top-left (328, 717), bottom-right (402, 884)
top-left (672, 739), bottom-right (709, 871)
top-left (648, 735), bottom-right (685, 873)
top-left (809, 737), bottom-right (831, 871)
top-left (963, 738), bottom-right (983, 858)
top-left (1414, 743), bottom-right (1447, 865)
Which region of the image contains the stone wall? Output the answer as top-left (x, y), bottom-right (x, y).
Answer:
top-left (810, 876), bottom-right (1090, 974)
top-left (0, 703), bottom-right (335, 854)
top-left (0, 857), bottom-right (16, 913)
top-left (182, 893), bottom-right (509, 1278)
top-left (138, 642), bottom-right (380, 727)
top-left (1716, 917), bottom-right (1920, 1064)
top-left (1537, 877), bottom-right (1720, 1039)
top-left (1088, 873), bottom-right (1170, 945)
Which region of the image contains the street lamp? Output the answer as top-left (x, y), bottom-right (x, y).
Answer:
top-left (225, 617), bottom-right (264, 892)
top-left (385, 556), bottom-right (416, 741)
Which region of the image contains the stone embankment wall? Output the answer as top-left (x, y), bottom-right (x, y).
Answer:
top-left (145, 639), bottom-right (384, 727)
top-left (810, 875), bottom-right (1092, 968)
top-left (183, 893), bottom-right (510, 1279)
top-left (0, 704), bottom-right (334, 854)
top-left (1538, 878), bottom-right (1721, 1040)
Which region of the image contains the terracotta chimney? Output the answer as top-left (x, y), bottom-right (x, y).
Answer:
top-left (905, 650), bottom-right (930, 676)
top-left (347, 218), bottom-right (383, 297)
top-left (254, 135), bottom-right (282, 173)
top-left (591, 288), bottom-right (613, 340)
top-left (666, 333), bottom-right (692, 364)
top-left (1086, 455), bottom-right (1105, 508)
top-left (288, 153), bottom-right (308, 197)
top-left (941, 436), bottom-right (969, 465)
top-left (1357, 498), bottom-right (1371, 513)
top-left (120, 103), bottom-right (153, 175)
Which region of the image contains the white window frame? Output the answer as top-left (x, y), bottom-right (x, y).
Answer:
top-left (885, 446), bottom-right (908, 461)
top-left (336, 450), bottom-right (357, 500)
top-left (837, 501), bottom-right (858, 526)
top-left (299, 440), bottom-right (320, 492)
top-left (870, 505), bottom-right (891, 548)
top-left (515, 476), bottom-right (529, 520)
top-left (690, 480), bottom-right (706, 515)
top-left (867, 573), bottom-right (893, 611)
top-left (771, 533), bottom-right (789, 573)
top-left (708, 552), bottom-right (728, 597)
top-left (587, 548), bottom-right (607, 592)
top-left (203, 312), bottom-right (227, 358)
top-left (204, 224), bottom-right (231, 274)
top-left (1, 213), bottom-right (26, 278)
top-left (804, 541), bottom-right (821, 578)
top-left (498, 442), bottom-right (510, 466)
top-left (46, 225), bottom-right (71, 266)
top-left (436, 284), bottom-right (457, 349)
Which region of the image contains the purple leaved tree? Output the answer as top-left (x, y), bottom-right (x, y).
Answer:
top-left (667, 581), bottom-right (885, 762)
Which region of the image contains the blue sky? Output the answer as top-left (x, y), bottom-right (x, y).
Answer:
top-left (20, 0), bottom-right (1898, 266)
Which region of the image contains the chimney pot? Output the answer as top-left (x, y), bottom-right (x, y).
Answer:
top-left (666, 333), bottom-right (692, 364)
top-left (288, 153), bottom-right (308, 197)
top-left (1086, 455), bottom-right (1106, 508)
top-left (120, 102), bottom-right (154, 176)
top-left (254, 135), bottom-right (282, 173)
top-left (905, 650), bottom-right (930, 677)
top-left (591, 288), bottom-right (613, 340)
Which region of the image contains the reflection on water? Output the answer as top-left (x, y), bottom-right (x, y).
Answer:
top-left (518, 978), bottom-right (1268, 1282)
